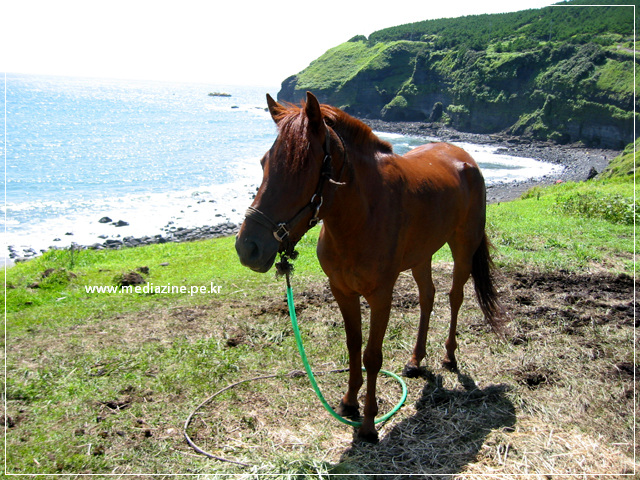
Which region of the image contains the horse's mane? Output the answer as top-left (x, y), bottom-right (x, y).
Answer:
top-left (320, 104), bottom-right (393, 155)
top-left (272, 100), bottom-right (393, 171)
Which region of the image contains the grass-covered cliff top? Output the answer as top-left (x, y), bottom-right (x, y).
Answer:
top-left (368, 0), bottom-right (635, 49)
top-left (599, 137), bottom-right (640, 178)
top-left (281, 0), bottom-right (638, 147)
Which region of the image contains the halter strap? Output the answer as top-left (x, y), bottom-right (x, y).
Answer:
top-left (244, 124), bottom-right (347, 255)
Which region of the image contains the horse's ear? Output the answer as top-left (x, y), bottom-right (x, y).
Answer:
top-left (266, 94), bottom-right (283, 124)
top-left (305, 92), bottom-right (323, 131)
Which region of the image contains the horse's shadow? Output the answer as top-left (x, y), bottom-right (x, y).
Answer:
top-left (336, 370), bottom-right (516, 476)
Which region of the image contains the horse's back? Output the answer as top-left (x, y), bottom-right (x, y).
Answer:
top-left (403, 142), bottom-right (479, 173)
top-left (396, 142), bottom-right (484, 198)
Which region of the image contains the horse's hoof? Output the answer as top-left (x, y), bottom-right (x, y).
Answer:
top-left (402, 364), bottom-right (424, 378)
top-left (442, 358), bottom-right (458, 372)
top-left (356, 427), bottom-right (379, 444)
top-left (336, 400), bottom-right (360, 420)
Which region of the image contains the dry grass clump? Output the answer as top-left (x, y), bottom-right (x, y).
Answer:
top-left (463, 419), bottom-right (635, 478)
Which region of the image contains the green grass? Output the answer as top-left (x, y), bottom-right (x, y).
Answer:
top-left (296, 41), bottom-right (388, 91)
top-left (598, 137), bottom-right (639, 179)
top-left (5, 236), bottom-right (285, 332)
top-left (596, 57), bottom-right (638, 97)
top-left (5, 220), bottom-right (454, 337)
top-left (490, 177), bottom-right (635, 272)
top-left (292, 40), bottom-right (429, 110)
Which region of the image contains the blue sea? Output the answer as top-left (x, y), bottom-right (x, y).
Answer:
top-left (3, 74), bottom-right (561, 262)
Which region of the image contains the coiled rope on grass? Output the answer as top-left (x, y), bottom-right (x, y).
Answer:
top-left (183, 265), bottom-right (407, 464)
top-left (183, 368), bottom-right (348, 466)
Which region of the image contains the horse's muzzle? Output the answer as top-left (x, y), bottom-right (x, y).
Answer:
top-left (235, 231), bottom-right (278, 273)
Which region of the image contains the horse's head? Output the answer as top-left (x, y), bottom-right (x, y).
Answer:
top-left (235, 92), bottom-right (337, 273)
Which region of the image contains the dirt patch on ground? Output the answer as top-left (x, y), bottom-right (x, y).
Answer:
top-left (509, 270), bottom-right (635, 325)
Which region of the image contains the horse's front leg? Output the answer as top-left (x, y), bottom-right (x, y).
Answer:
top-left (330, 284), bottom-right (363, 418)
top-left (359, 290), bottom-right (393, 443)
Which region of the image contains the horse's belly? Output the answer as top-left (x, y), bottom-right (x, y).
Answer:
top-left (317, 238), bottom-right (401, 296)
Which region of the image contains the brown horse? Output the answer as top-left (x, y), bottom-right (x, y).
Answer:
top-left (235, 92), bottom-right (504, 442)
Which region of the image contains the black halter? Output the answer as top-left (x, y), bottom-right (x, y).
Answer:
top-left (244, 124), bottom-right (347, 263)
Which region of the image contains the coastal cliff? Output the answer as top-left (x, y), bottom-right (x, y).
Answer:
top-left (278, 0), bottom-right (638, 149)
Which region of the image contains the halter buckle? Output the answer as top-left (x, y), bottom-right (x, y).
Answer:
top-left (309, 195), bottom-right (323, 227)
top-left (273, 223), bottom-right (290, 242)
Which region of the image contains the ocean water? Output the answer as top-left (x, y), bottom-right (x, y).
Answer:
top-left (4, 74), bottom-right (279, 258)
top-left (3, 74), bottom-right (561, 260)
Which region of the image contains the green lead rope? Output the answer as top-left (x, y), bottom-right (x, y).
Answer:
top-left (285, 273), bottom-right (408, 427)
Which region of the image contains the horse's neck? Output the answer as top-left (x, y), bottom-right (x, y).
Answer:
top-left (322, 146), bottom-right (390, 236)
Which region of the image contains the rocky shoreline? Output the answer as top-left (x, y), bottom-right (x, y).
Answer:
top-left (7, 123), bottom-right (622, 265)
top-left (86, 221), bottom-right (241, 251)
top-left (7, 222), bottom-right (242, 264)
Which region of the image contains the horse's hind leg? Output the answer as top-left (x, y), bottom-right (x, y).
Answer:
top-left (444, 245), bottom-right (474, 371)
top-left (403, 260), bottom-right (435, 377)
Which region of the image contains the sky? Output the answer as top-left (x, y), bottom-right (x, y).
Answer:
top-left (3, 0), bottom-right (560, 87)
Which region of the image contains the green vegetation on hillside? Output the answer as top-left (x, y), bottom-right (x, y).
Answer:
top-left (279, 0), bottom-right (638, 148)
top-left (368, 0), bottom-right (635, 50)
top-left (598, 137), bottom-right (639, 178)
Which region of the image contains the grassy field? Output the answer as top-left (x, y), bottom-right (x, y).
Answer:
top-left (3, 162), bottom-right (637, 477)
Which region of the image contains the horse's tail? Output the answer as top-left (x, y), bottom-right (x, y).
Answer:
top-left (471, 232), bottom-right (506, 333)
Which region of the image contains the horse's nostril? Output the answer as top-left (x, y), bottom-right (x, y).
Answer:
top-left (235, 229), bottom-right (279, 273)
top-left (235, 235), bottom-right (261, 264)
top-left (246, 240), bottom-right (260, 261)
